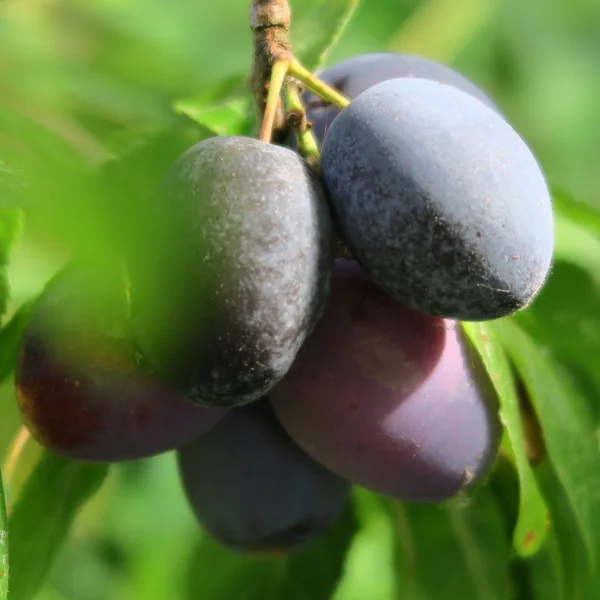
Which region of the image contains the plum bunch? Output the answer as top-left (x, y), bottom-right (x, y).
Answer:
top-left (15, 52), bottom-right (553, 554)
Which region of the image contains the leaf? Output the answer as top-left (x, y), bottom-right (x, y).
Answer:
top-left (8, 452), bottom-right (108, 600)
top-left (291, 0), bottom-right (360, 70)
top-left (174, 97), bottom-right (253, 137)
top-left (173, 75), bottom-right (254, 138)
top-left (552, 188), bottom-right (600, 239)
top-left (185, 502), bottom-right (357, 600)
top-left (462, 322), bottom-right (548, 557)
top-left (533, 459), bottom-right (593, 600)
top-left (0, 208), bottom-right (24, 321)
top-left (493, 320), bottom-right (600, 574)
top-left (513, 260), bottom-right (600, 396)
top-left (333, 489), bottom-right (400, 600)
top-left (0, 299), bottom-right (37, 385)
top-left (550, 190), bottom-right (600, 279)
top-left (393, 485), bottom-right (511, 600)
top-left (0, 474), bottom-right (7, 600)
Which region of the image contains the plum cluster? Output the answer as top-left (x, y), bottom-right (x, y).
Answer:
top-left (15, 53), bottom-right (553, 554)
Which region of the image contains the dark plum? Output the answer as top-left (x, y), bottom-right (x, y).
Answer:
top-left (129, 135), bottom-right (332, 407)
top-left (320, 78), bottom-right (554, 321)
top-left (303, 52), bottom-right (499, 144)
top-left (177, 400), bottom-right (350, 553)
top-left (270, 260), bottom-right (502, 503)
top-left (16, 265), bottom-right (228, 462)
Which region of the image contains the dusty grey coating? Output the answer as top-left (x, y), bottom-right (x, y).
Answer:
top-left (304, 53), bottom-right (500, 145)
top-left (129, 136), bottom-right (332, 406)
top-left (320, 78), bottom-right (554, 321)
top-left (177, 401), bottom-right (350, 553)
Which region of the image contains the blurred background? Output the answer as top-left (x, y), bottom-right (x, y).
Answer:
top-left (0, 0), bottom-right (598, 598)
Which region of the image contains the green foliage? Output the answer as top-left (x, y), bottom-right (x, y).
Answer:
top-left (463, 322), bottom-right (548, 557)
top-left (8, 454), bottom-right (108, 600)
top-left (0, 1), bottom-right (599, 599)
top-left (0, 475), bottom-right (7, 600)
top-left (185, 503), bottom-right (357, 600)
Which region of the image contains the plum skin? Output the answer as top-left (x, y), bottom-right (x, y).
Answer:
top-left (320, 78), bottom-right (554, 321)
top-left (177, 400), bottom-right (350, 553)
top-left (16, 265), bottom-right (228, 462)
top-left (302, 52), bottom-right (500, 145)
top-left (270, 260), bottom-right (502, 503)
top-left (129, 135), bottom-right (333, 407)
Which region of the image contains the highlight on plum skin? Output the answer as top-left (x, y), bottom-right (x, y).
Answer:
top-left (270, 260), bottom-right (502, 503)
top-left (15, 265), bottom-right (228, 462)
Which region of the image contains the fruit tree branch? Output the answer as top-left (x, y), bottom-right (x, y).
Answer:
top-left (250, 0), bottom-right (294, 133)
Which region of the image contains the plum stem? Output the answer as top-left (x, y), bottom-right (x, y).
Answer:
top-left (3, 426), bottom-right (31, 512)
top-left (283, 83), bottom-right (321, 172)
top-left (250, 0), bottom-right (293, 136)
top-left (250, 1), bottom-right (350, 140)
top-left (288, 61), bottom-right (351, 110)
top-left (259, 60), bottom-right (290, 143)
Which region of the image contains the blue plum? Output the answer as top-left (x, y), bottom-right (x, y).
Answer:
top-left (270, 260), bottom-right (502, 502)
top-left (177, 400), bottom-right (350, 553)
top-left (16, 265), bottom-right (228, 462)
top-left (320, 78), bottom-right (554, 321)
top-left (128, 136), bottom-right (333, 407)
top-left (304, 53), bottom-right (499, 144)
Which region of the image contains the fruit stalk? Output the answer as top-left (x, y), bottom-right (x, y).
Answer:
top-left (250, 0), bottom-right (293, 134)
top-left (283, 82), bottom-right (320, 171)
top-left (259, 60), bottom-right (290, 143)
top-left (288, 61), bottom-right (351, 109)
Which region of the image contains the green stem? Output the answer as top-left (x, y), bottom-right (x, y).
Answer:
top-left (283, 84), bottom-right (321, 172)
top-left (259, 60), bottom-right (290, 143)
top-left (288, 60), bottom-right (351, 109)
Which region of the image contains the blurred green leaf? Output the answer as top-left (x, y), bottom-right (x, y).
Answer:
top-left (514, 261), bottom-right (600, 397)
top-left (0, 299), bottom-right (37, 385)
top-left (462, 322), bottom-right (548, 557)
top-left (291, 0), bottom-right (360, 70)
top-left (530, 459), bottom-right (595, 600)
top-left (552, 189), bottom-right (600, 239)
top-left (174, 97), bottom-right (253, 137)
top-left (393, 485), bottom-right (511, 600)
top-left (8, 453), bottom-right (108, 600)
top-left (333, 490), bottom-right (399, 600)
top-left (526, 531), bottom-right (565, 600)
top-left (494, 321), bottom-right (600, 574)
top-left (0, 208), bottom-right (23, 321)
top-left (0, 473), bottom-right (7, 600)
top-left (185, 503), bottom-right (357, 600)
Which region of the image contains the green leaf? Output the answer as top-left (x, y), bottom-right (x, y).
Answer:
top-left (333, 490), bottom-right (400, 600)
top-left (185, 503), bottom-right (357, 600)
top-left (0, 473), bottom-right (7, 600)
top-left (526, 531), bottom-right (566, 600)
top-left (173, 76), bottom-right (254, 138)
top-left (0, 208), bottom-right (24, 321)
top-left (174, 97), bottom-right (253, 137)
top-left (550, 190), bottom-right (600, 278)
top-left (494, 320), bottom-right (600, 573)
top-left (552, 188), bottom-right (600, 239)
top-left (291, 0), bottom-right (360, 70)
top-left (513, 260), bottom-right (600, 396)
top-left (462, 322), bottom-right (548, 557)
top-left (8, 453), bottom-right (108, 600)
top-left (393, 485), bottom-right (511, 600)
top-left (533, 459), bottom-right (593, 600)
top-left (0, 299), bottom-right (37, 385)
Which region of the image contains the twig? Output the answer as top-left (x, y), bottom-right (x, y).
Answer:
top-left (288, 60), bottom-right (351, 110)
top-left (283, 82), bottom-right (320, 172)
top-left (259, 60), bottom-right (290, 143)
